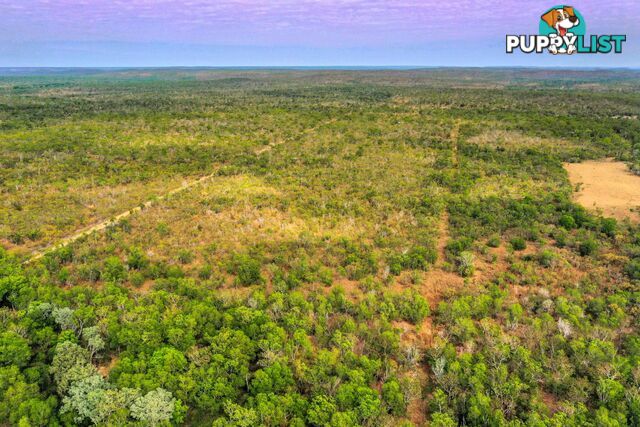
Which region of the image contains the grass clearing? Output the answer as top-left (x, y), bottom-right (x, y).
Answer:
top-left (565, 159), bottom-right (640, 221)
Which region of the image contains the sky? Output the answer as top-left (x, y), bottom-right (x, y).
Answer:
top-left (0, 0), bottom-right (638, 67)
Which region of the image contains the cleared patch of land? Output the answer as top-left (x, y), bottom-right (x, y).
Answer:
top-left (565, 159), bottom-right (640, 221)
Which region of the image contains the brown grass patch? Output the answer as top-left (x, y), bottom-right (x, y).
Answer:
top-left (565, 159), bottom-right (640, 221)
top-left (97, 356), bottom-right (119, 378)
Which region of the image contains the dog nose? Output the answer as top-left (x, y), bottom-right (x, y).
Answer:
top-left (569, 16), bottom-right (578, 23)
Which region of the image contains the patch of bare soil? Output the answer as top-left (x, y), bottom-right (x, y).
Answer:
top-left (97, 356), bottom-right (119, 377)
top-left (565, 160), bottom-right (640, 221)
top-left (436, 212), bottom-right (450, 268)
top-left (133, 280), bottom-right (155, 294)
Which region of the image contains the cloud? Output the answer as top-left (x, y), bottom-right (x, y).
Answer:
top-left (0, 0), bottom-right (637, 63)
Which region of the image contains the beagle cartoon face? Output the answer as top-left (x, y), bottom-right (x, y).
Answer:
top-left (541, 6), bottom-right (580, 37)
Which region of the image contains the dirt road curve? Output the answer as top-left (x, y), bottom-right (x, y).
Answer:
top-left (24, 172), bottom-right (219, 264)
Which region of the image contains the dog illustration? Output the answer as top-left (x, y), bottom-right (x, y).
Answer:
top-left (541, 6), bottom-right (580, 54)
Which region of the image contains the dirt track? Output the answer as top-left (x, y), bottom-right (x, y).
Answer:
top-left (565, 159), bottom-right (640, 221)
top-left (24, 172), bottom-right (219, 264)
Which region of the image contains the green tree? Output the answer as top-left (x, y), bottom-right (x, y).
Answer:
top-left (0, 332), bottom-right (31, 367)
top-left (82, 326), bottom-right (105, 360)
top-left (307, 395), bottom-right (337, 426)
top-left (51, 341), bottom-right (96, 394)
top-left (103, 256), bottom-right (126, 283)
top-left (130, 388), bottom-right (177, 425)
top-left (382, 379), bottom-right (406, 416)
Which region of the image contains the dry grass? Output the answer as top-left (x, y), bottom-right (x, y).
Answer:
top-left (565, 159), bottom-right (640, 221)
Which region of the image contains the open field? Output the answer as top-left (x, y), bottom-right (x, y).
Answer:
top-left (565, 159), bottom-right (640, 222)
top-left (1, 68), bottom-right (640, 426)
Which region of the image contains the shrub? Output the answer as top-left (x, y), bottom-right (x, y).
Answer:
top-left (456, 251), bottom-right (475, 277)
top-left (559, 214), bottom-right (576, 230)
top-left (625, 259), bottom-right (640, 280)
top-left (600, 218), bottom-right (617, 238)
top-left (578, 238), bottom-right (598, 257)
top-left (554, 229), bottom-right (568, 248)
top-left (166, 265), bottom-right (185, 279)
top-left (382, 380), bottom-right (406, 416)
top-left (389, 246), bottom-right (437, 275)
top-left (446, 237), bottom-right (473, 257)
top-left (26, 229), bottom-right (43, 241)
top-left (341, 240), bottom-right (377, 280)
top-left (538, 249), bottom-right (558, 268)
top-left (103, 256), bottom-right (126, 283)
top-left (8, 232), bottom-right (24, 245)
top-left (487, 235), bottom-right (501, 248)
top-left (230, 254), bottom-right (263, 286)
top-left (510, 237), bottom-right (526, 251)
top-left (452, 317), bottom-right (477, 343)
top-left (127, 247), bottom-right (148, 270)
top-left (389, 255), bottom-right (404, 276)
top-left (524, 226), bottom-right (540, 242)
top-left (394, 291), bottom-right (430, 323)
top-left (405, 246), bottom-right (437, 269)
top-left (156, 222), bottom-right (169, 236)
top-left (77, 263), bottom-right (101, 283)
top-left (198, 264), bottom-right (212, 280)
top-left (146, 262), bottom-right (168, 279)
top-left (129, 271), bottom-right (145, 288)
top-left (317, 266), bottom-right (334, 286)
top-left (177, 250), bottom-right (194, 265)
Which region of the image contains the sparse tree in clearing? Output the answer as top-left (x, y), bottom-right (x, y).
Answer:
top-left (456, 251), bottom-right (475, 277)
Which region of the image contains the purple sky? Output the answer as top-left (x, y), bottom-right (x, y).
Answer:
top-left (0, 0), bottom-right (638, 66)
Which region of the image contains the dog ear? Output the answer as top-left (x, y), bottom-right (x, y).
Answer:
top-left (541, 9), bottom-right (557, 27)
top-left (564, 6), bottom-right (575, 16)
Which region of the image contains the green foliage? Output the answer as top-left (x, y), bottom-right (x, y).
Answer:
top-left (229, 253), bottom-right (263, 286)
top-left (129, 271), bottom-right (145, 287)
top-left (389, 246), bottom-right (438, 275)
top-left (538, 249), bottom-right (558, 268)
top-left (430, 412), bottom-right (457, 427)
top-left (338, 240), bottom-right (378, 280)
top-left (456, 251), bottom-right (475, 277)
top-left (510, 237), bottom-right (527, 251)
top-left (382, 379), bottom-right (406, 416)
top-left (126, 247), bottom-right (148, 270)
top-left (487, 234), bottom-right (501, 248)
top-left (130, 388), bottom-right (177, 424)
top-left (446, 237), bottom-right (473, 257)
top-left (51, 342), bottom-right (96, 395)
top-left (625, 259), bottom-right (640, 280)
top-left (307, 395), bottom-right (337, 426)
top-left (0, 332), bottom-right (31, 367)
top-left (578, 237), bottom-right (599, 257)
top-left (600, 218), bottom-right (618, 238)
top-left (393, 290), bottom-right (431, 324)
top-left (559, 214), bottom-right (577, 230)
top-left (1, 70), bottom-right (640, 426)
top-left (176, 250), bottom-right (194, 265)
top-left (103, 256), bottom-right (126, 283)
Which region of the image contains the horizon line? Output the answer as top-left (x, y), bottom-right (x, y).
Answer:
top-left (1, 65), bottom-right (640, 71)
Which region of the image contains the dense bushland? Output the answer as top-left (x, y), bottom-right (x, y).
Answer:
top-left (1, 69), bottom-right (640, 425)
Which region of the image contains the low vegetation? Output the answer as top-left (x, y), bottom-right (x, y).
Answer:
top-left (1, 68), bottom-right (640, 425)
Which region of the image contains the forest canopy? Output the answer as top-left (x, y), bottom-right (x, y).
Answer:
top-left (1, 69), bottom-right (640, 426)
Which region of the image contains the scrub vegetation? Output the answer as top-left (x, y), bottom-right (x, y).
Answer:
top-left (1, 68), bottom-right (640, 426)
